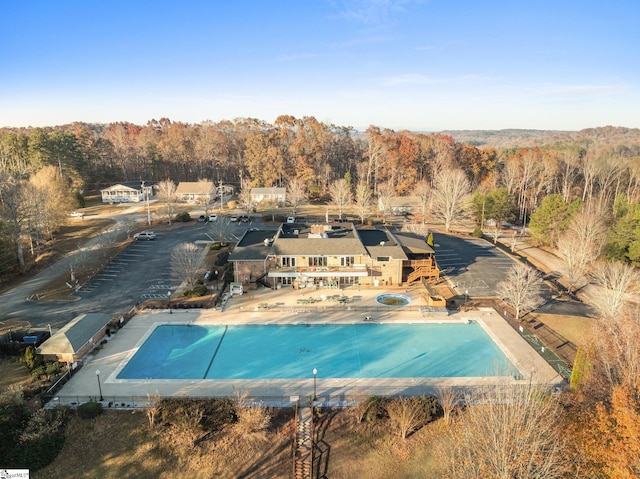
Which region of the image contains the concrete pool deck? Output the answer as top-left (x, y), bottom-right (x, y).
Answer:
top-left (51, 286), bottom-right (565, 407)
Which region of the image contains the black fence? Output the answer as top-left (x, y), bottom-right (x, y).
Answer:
top-left (488, 299), bottom-right (575, 380)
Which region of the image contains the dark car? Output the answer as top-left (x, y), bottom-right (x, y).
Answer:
top-left (239, 215), bottom-right (250, 223)
top-left (198, 215), bottom-right (207, 223)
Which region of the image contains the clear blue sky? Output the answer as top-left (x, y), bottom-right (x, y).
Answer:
top-left (1, 0), bottom-right (639, 131)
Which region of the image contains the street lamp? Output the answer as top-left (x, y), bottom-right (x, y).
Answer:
top-left (464, 289), bottom-right (469, 308)
top-left (215, 270), bottom-right (219, 290)
top-left (96, 369), bottom-right (103, 401)
top-left (313, 368), bottom-right (318, 401)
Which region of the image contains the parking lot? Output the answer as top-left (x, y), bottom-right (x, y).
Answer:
top-left (433, 233), bottom-right (551, 299)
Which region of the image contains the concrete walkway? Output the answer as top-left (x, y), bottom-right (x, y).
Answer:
top-left (47, 283), bottom-right (563, 407)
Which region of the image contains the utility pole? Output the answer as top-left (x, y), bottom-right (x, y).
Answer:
top-left (142, 180), bottom-right (151, 225)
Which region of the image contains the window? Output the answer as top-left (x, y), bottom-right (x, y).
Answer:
top-left (341, 256), bottom-right (355, 267)
top-left (281, 257), bottom-right (296, 267)
top-left (376, 256), bottom-right (390, 262)
top-left (309, 256), bottom-right (327, 267)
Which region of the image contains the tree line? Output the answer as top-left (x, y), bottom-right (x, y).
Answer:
top-left (1, 118), bottom-right (640, 275)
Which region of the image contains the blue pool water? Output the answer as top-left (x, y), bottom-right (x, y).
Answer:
top-left (117, 323), bottom-right (518, 380)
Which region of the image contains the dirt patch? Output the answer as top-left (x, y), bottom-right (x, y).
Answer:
top-left (315, 408), bottom-right (441, 478)
top-left (533, 313), bottom-right (593, 349)
top-left (0, 357), bottom-right (32, 392)
top-left (34, 408), bottom-right (293, 479)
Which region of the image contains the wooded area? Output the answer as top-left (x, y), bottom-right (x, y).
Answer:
top-left (1, 118), bottom-right (640, 280)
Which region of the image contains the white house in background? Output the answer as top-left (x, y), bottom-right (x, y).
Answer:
top-left (101, 181), bottom-right (153, 203)
top-left (175, 181), bottom-right (215, 203)
top-left (379, 196), bottom-right (422, 215)
top-left (250, 187), bottom-right (286, 206)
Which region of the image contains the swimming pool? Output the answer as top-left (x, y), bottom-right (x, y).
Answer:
top-left (117, 323), bottom-right (518, 380)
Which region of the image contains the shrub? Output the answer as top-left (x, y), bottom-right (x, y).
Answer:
top-left (210, 242), bottom-right (221, 250)
top-left (182, 284), bottom-right (208, 298)
top-left (175, 211), bottom-right (191, 222)
top-left (363, 396), bottom-right (389, 422)
top-left (473, 226), bottom-right (484, 238)
top-left (24, 346), bottom-right (43, 371)
top-left (77, 401), bottom-right (103, 419)
top-left (73, 189), bottom-right (85, 208)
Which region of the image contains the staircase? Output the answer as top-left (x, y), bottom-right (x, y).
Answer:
top-left (406, 259), bottom-right (440, 283)
top-left (294, 402), bottom-right (313, 479)
top-left (256, 272), bottom-right (272, 289)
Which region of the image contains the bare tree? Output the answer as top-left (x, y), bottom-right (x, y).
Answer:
top-left (558, 149), bottom-right (581, 203)
top-left (436, 383), bottom-right (571, 479)
top-left (286, 177), bottom-right (307, 215)
top-left (156, 179), bottom-right (177, 225)
top-left (376, 182), bottom-right (395, 224)
top-left (354, 181), bottom-right (373, 224)
top-left (0, 175), bottom-right (29, 271)
top-left (414, 180), bottom-right (430, 223)
top-left (328, 178), bottom-right (352, 220)
top-left (206, 216), bottom-right (233, 243)
top-left (232, 389), bottom-right (271, 438)
top-left (557, 210), bottom-right (606, 294)
top-left (587, 260), bottom-right (640, 319)
top-left (171, 242), bottom-right (203, 286)
top-left (430, 168), bottom-right (471, 232)
top-left (400, 222), bottom-right (430, 236)
top-left (237, 177), bottom-right (253, 214)
top-left (496, 263), bottom-right (544, 320)
top-left (119, 215), bottom-right (139, 239)
top-left (435, 385), bottom-right (461, 424)
top-left (146, 391), bottom-right (161, 430)
top-left (30, 165), bottom-right (72, 240)
top-left (386, 396), bottom-right (432, 441)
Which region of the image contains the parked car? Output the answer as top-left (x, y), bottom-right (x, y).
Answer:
top-left (134, 231), bottom-right (156, 240)
top-left (198, 215), bottom-right (207, 223)
top-left (68, 211), bottom-right (85, 218)
top-left (287, 216), bottom-right (295, 224)
top-left (230, 214), bottom-right (239, 222)
top-left (208, 214), bottom-right (218, 222)
top-left (239, 215), bottom-right (250, 223)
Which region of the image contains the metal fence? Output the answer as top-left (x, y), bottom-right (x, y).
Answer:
top-left (488, 299), bottom-right (575, 380)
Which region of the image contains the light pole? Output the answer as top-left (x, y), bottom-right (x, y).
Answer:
top-left (313, 368), bottom-right (318, 401)
top-left (214, 270), bottom-right (219, 290)
top-left (96, 369), bottom-right (103, 401)
top-left (464, 289), bottom-right (469, 308)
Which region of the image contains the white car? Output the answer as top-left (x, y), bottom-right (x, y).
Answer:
top-left (134, 231), bottom-right (156, 240)
top-left (230, 214), bottom-right (238, 222)
top-left (287, 216), bottom-right (295, 224)
top-left (68, 211), bottom-right (85, 218)
top-left (208, 214), bottom-right (218, 222)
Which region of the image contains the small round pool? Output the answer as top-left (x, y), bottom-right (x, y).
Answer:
top-left (375, 293), bottom-right (411, 306)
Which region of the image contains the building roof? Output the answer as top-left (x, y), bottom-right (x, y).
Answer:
top-left (251, 187), bottom-right (286, 195)
top-left (358, 229), bottom-right (408, 260)
top-left (100, 181), bottom-right (145, 193)
top-left (175, 181), bottom-right (214, 195)
top-left (272, 223), bottom-right (369, 256)
top-left (394, 232), bottom-right (435, 255)
top-left (229, 229), bottom-right (279, 261)
top-left (37, 313), bottom-right (112, 356)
